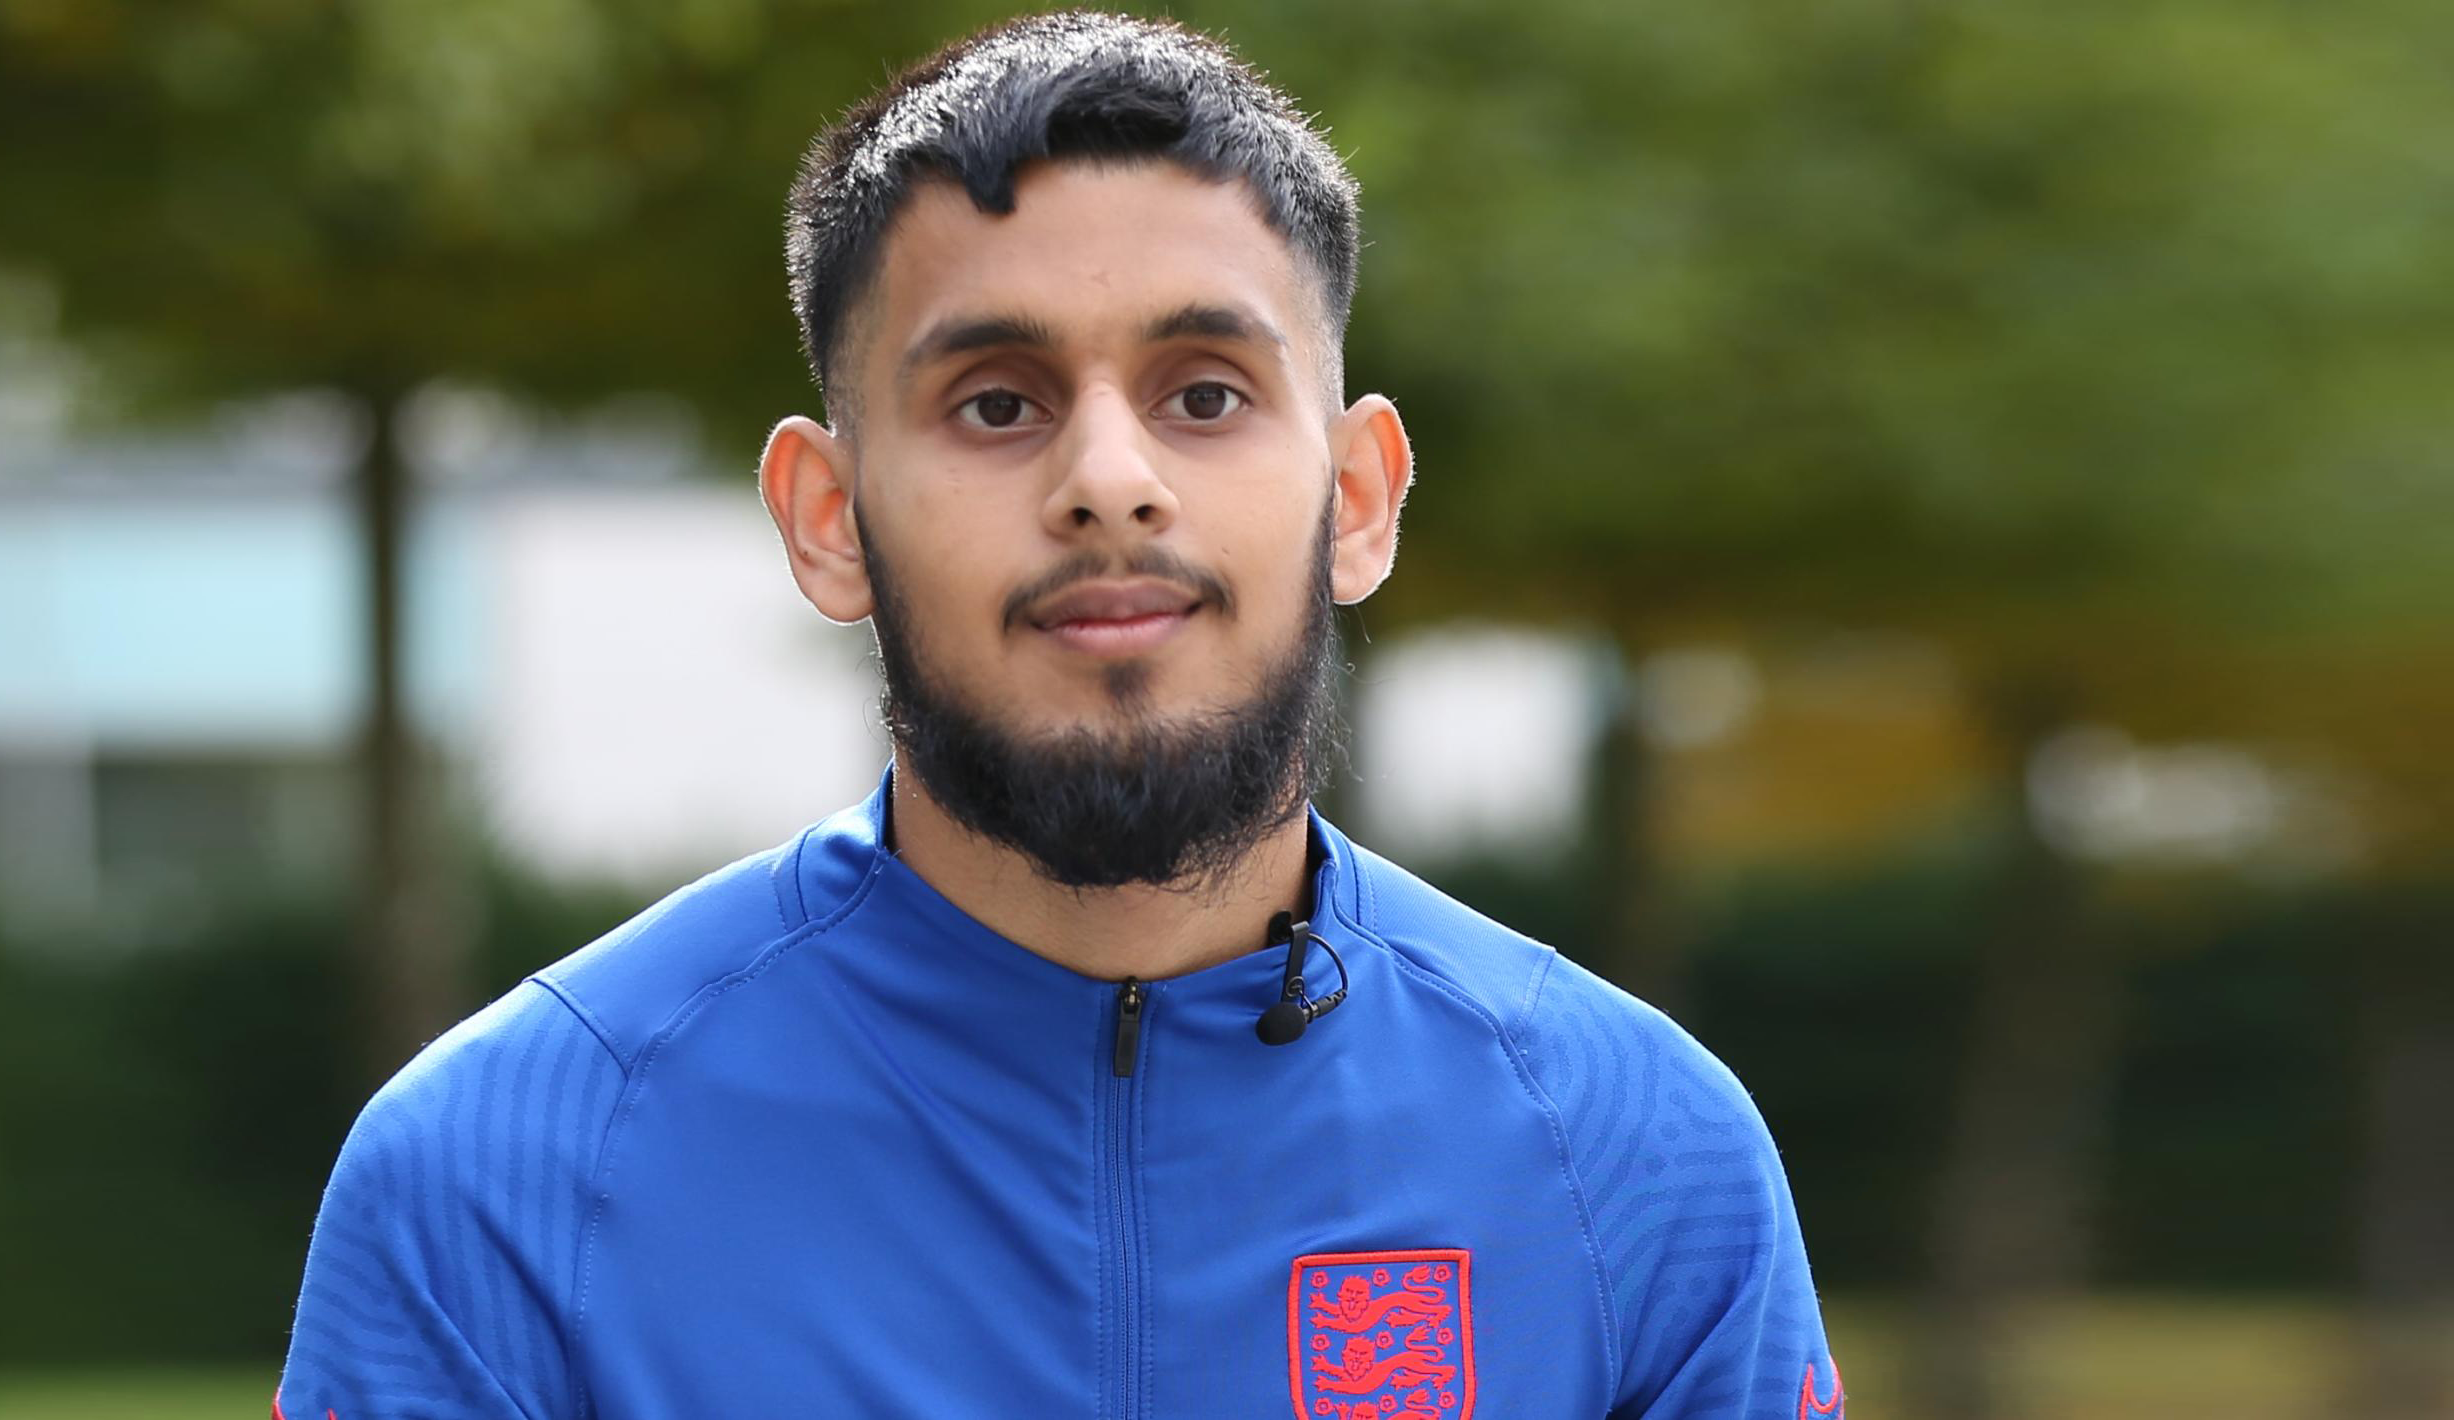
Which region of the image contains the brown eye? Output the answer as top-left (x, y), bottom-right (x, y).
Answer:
top-left (1167, 382), bottom-right (1244, 422)
top-left (956, 388), bottom-right (1043, 431)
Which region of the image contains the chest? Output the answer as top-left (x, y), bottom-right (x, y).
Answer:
top-left (572, 997), bottom-right (1614, 1418)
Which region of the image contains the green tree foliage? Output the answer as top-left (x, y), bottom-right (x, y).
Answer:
top-left (7, 0), bottom-right (2445, 668)
top-left (3, 0), bottom-right (946, 415)
top-left (1254, 2), bottom-right (2454, 652)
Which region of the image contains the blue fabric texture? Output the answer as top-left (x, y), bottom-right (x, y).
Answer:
top-left (278, 768), bottom-right (1838, 1418)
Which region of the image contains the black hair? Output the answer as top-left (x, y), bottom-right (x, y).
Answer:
top-left (783, 10), bottom-right (1361, 424)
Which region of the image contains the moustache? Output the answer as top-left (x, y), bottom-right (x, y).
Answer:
top-left (1000, 547), bottom-right (1237, 633)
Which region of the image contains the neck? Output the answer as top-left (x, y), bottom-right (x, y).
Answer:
top-left (886, 765), bottom-right (1315, 982)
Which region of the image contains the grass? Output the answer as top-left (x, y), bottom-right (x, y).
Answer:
top-left (1824, 1294), bottom-right (2363, 1420)
top-left (0, 1368), bottom-right (274, 1420)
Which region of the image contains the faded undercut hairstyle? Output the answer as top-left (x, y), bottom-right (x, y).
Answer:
top-left (783, 10), bottom-right (1362, 431)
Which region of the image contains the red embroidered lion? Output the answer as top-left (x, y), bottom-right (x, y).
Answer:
top-left (1312, 1335), bottom-right (1458, 1396)
top-left (1309, 1265), bottom-right (1454, 1335)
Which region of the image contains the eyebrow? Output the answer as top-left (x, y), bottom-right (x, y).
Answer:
top-left (1143, 302), bottom-right (1288, 350)
top-left (894, 302), bottom-right (1291, 386)
top-left (896, 312), bottom-right (1060, 384)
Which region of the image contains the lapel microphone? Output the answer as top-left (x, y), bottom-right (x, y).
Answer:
top-left (1255, 910), bottom-right (1349, 1046)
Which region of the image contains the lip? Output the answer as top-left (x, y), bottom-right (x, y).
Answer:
top-left (1027, 577), bottom-right (1206, 657)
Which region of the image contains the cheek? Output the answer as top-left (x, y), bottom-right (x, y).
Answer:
top-left (1198, 437), bottom-right (1329, 560)
top-left (878, 476), bottom-right (1034, 624)
top-left (1213, 519), bottom-right (1330, 640)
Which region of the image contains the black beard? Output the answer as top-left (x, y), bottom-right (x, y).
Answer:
top-left (862, 500), bottom-right (1343, 890)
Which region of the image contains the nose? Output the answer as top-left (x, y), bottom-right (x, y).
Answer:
top-left (1041, 383), bottom-right (1178, 539)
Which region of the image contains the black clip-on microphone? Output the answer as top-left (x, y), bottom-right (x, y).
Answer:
top-left (1256, 910), bottom-right (1349, 1046)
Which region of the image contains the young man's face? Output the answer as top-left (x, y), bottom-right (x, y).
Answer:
top-left (765, 159), bottom-right (1409, 884)
top-left (857, 160), bottom-right (1350, 733)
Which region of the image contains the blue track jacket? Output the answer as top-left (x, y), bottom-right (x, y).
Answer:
top-left (278, 771), bottom-right (1842, 1419)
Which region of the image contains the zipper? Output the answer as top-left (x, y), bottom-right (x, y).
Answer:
top-left (1112, 977), bottom-right (1146, 1077)
top-left (1101, 978), bottom-right (1149, 1420)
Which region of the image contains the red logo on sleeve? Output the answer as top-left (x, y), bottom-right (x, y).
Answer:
top-left (271, 1394), bottom-right (336, 1420)
top-left (1799, 1359), bottom-right (1845, 1418)
top-left (1290, 1248), bottom-right (1475, 1418)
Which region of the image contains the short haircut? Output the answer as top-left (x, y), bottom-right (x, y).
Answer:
top-left (783, 10), bottom-right (1361, 428)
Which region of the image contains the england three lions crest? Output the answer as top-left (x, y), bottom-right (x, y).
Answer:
top-left (1289, 1249), bottom-right (1475, 1419)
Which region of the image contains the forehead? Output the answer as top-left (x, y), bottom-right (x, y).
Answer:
top-left (861, 160), bottom-right (1318, 379)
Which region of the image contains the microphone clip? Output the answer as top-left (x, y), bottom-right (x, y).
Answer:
top-left (1256, 910), bottom-right (1349, 1047)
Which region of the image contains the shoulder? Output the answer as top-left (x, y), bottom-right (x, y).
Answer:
top-left (1455, 918), bottom-right (1810, 1410)
top-left (1340, 833), bottom-right (1765, 1144)
top-left (1523, 943), bottom-right (1760, 1114)
top-left (331, 804), bottom-right (878, 1191)
top-left (1335, 835), bottom-right (1562, 1035)
top-left (1513, 950), bottom-right (1776, 1180)
top-left (291, 984), bottom-right (624, 1412)
top-left (334, 980), bottom-right (629, 1209)
top-left (530, 805), bottom-right (883, 1071)
top-left (302, 977), bottom-right (628, 1376)
top-left (1519, 967), bottom-right (1831, 1415)
top-left (1339, 835), bottom-right (1734, 1081)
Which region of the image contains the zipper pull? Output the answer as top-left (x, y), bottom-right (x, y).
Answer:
top-left (1112, 978), bottom-right (1146, 1078)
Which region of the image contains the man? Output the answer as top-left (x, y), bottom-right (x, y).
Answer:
top-left (277, 12), bottom-right (1842, 1418)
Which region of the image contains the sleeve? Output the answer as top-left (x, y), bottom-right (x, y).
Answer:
top-left (276, 982), bottom-right (627, 1420)
top-left (1516, 954), bottom-right (1844, 1420)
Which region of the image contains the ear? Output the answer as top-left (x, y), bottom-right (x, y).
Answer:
top-left (1325, 394), bottom-right (1413, 605)
top-left (759, 415), bottom-right (872, 624)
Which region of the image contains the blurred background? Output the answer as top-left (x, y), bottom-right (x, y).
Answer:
top-left (2, 1), bottom-right (2449, 1416)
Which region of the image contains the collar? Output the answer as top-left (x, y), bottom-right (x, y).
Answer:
top-left (789, 763), bottom-right (1369, 1029)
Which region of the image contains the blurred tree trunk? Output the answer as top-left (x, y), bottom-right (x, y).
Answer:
top-left (1915, 681), bottom-right (2125, 1420)
top-left (1592, 649), bottom-right (1689, 1018)
top-left (2347, 898), bottom-right (2454, 1420)
top-left (352, 391), bottom-right (470, 1082)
